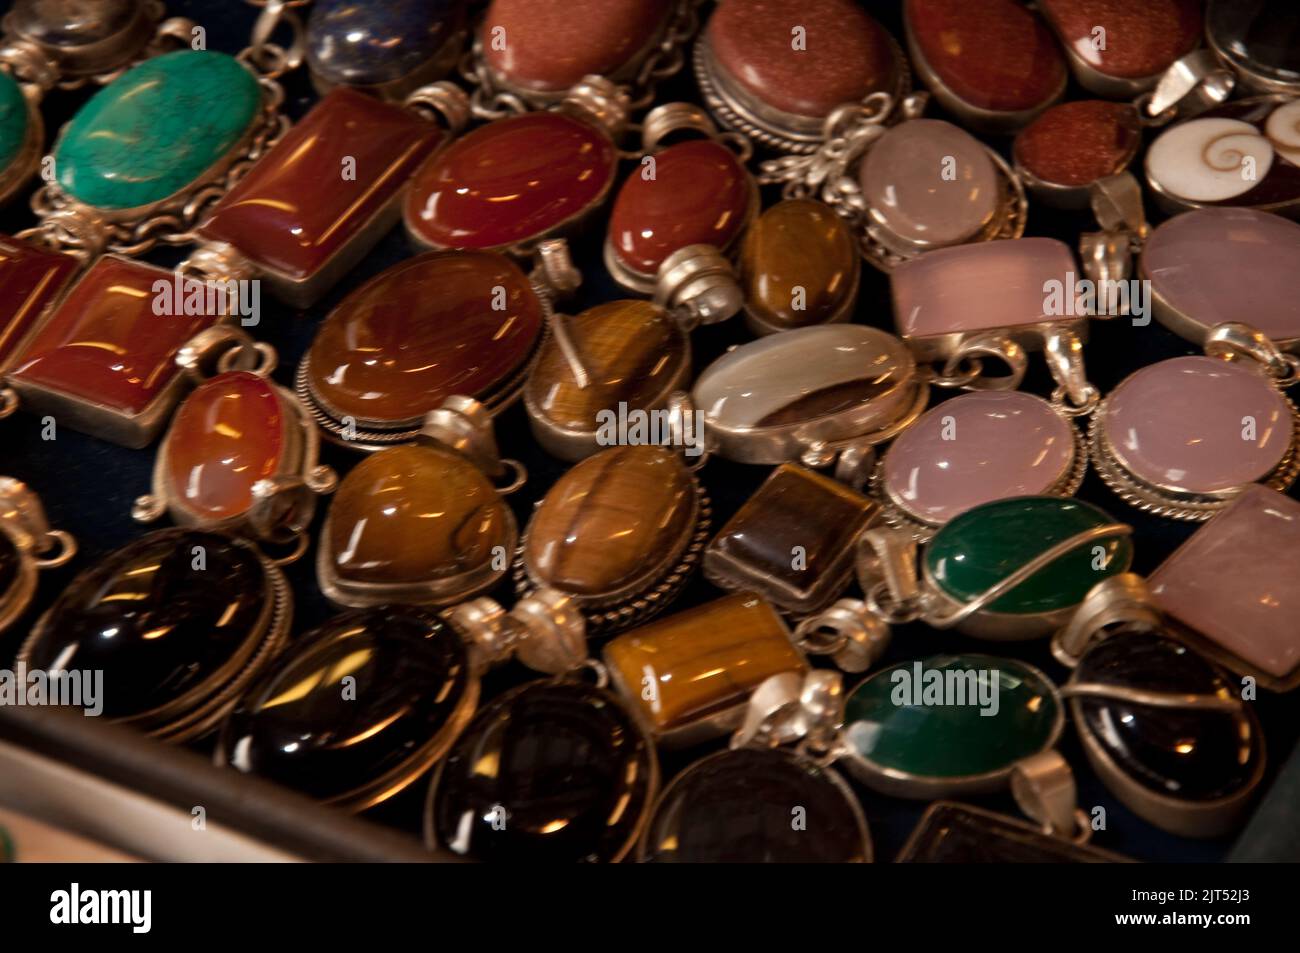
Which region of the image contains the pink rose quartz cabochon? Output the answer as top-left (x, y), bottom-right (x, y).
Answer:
top-left (1101, 356), bottom-right (1293, 495)
top-left (1150, 485), bottom-right (1300, 680)
top-left (883, 390), bottom-right (1075, 525)
top-left (891, 237), bottom-right (1077, 339)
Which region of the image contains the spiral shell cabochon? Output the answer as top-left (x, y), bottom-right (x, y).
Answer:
top-left (1146, 99), bottom-right (1300, 205)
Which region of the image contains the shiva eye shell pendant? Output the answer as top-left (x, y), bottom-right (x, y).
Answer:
top-left (132, 355), bottom-right (338, 558)
top-left (464, 0), bottom-right (700, 117)
top-left (16, 526), bottom-right (293, 742)
top-left (1052, 574), bottom-right (1266, 837)
top-left (317, 398), bottom-right (527, 609)
top-left (1089, 322), bottom-right (1300, 520)
top-left (693, 0), bottom-right (909, 154)
top-left (514, 445), bottom-right (710, 634)
top-left (0, 477), bottom-right (75, 635)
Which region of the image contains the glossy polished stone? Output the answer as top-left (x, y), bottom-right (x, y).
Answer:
top-left (642, 748), bottom-right (866, 862)
top-left (406, 112), bottom-right (617, 251)
top-left (1039, 0), bottom-right (1201, 80)
top-left (218, 606), bottom-right (472, 802)
top-left (1075, 631), bottom-right (1260, 801)
top-left (525, 446), bottom-right (695, 597)
top-left (164, 372), bottom-right (284, 522)
top-left (1102, 356), bottom-right (1292, 494)
top-left (1150, 485), bottom-right (1300, 680)
top-left (608, 139), bottom-right (751, 276)
top-left (892, 238), bottom-right (1077, 340)
top-left (24, 530), bottom-right (268, 720)
top-left (0, 531), bottom-right (19, 602)
top-left (430, 680), bottom-right (655, 862)
top-left (10, 0), bottom-right (136, 48)
top-left (905, 0), bottom-right (1065, 113)
top-left (693, 324), bottom-right (917, 431)
top-left (484, 0), bottom-right (672, 93)
top-left (307, 0), bottom-right (467, 88)
top-left (1208, 2), bottom-right (1300, 91)
top-left (306, 251), bottom-right (542, 425)
top-left (883, 391), bottom-right (1076, 526)
top-left (327, 444), bottom-right (510, 587)
top-left (0, 235), bottom-right (78, 370)
top-left (926, 497), bottom-right (1132, 615)
top-left (603, 594), bottom-right (807, 736)
top-left (740, 199), bottom-right (857, 331)
top-left (55, 51), bottom-right (261, 210)
top-left (1142, 209), bottom-right (1300, 342)
top-left (900, 803), bottom-right (1124, 862)
top-left (706, 465), bottom-right (878, 612)
top-left (9, 257), bottom-right (219, 417)
top-left (707, 0), bottom-right (898, 119)
top-left (0, 72), bottom-right (28, 177)
top-left (525, 301), bottom-right (685, 432)
top-left (844, 655), bottom-right (1060, 778)
top-left (1014, 100), bottom-right (1141, 188)
top-left (199, 88), bottom-right (442, 283)
top-left (862, 119), bottom-right (998, 248)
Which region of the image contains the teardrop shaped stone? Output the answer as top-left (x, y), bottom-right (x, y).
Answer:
top-left (218, 606), bottom-right (472, 803)
top-left (1075, 631), bottom-right (1261, 801)
top-left (693, 324), bottom-right (916, 431)
top-left (925, 497), bottom-right (1132, 616)
top-left (326, 444), bottom-right (511, 587)
top-left (164, 371), bottom-right (285, 522)
top-left (608, 139), bottom-right (752, 276)
top-left (740, 199), bottom-right (858, 331)
top-left (1039, 0), bottom-right (1201, 82)
top-left (525, 446), bottom-right (695, 597)
top-left (525, 300), bottom-right (687, 433)
top-left (55, 50), bottom-right (261, 210)
top-left (307, 0), bottom-right (467, 88)
top-left (844, 654), bottom-right (1060, 778)
top-left (430, 680), bottom-right (655, 862)
top-left (405, 112), bottom-right (617, 251)
top-left (23, 529), bottom-right (268, 720)
top-left (305, 251), bottom-right (542, 425)
top-left (483, 0), bottom-right (673, 93)
top-left (1014, 100), bottom-right (1141, 188)
top-left (642, 748), bottom-right (868, 863)
top-left (905, 0), bottom-right (1065, 115)
top-left (0, 72), bottom-right (29, 178)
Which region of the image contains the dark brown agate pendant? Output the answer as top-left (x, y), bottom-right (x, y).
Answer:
top-left (898, 802), bottom-right (1132, 862)
top-left (514, 445), bottom-right (709, 634)
top-left (16, 528), bottom-right (290, 742)
top-left (0, 477), bottom-right (75, 636)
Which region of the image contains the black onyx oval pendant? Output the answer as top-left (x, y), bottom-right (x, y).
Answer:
top-left (426, 679), bottom-right (657, 863)
top-left (640, 747), bottom-right (871, 863)
top-left (1069, 630), bottom-right (1265, 838)
top-left (216, 606), bottom-right (477, 811)
top-left (16, 529), bottom-right (289, 742)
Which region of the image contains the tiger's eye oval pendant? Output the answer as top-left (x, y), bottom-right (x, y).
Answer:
top-left (1013, 100), bottom-right (1142, 209)
top-left (1070, 630), bottom-right (1264, 837)
top-left (518, 446), bottom-right (707, 633)
top-left (217, 606), bottom-right (477, 812)
top-left (319, 443), bottom-right (516, 608)
top-left (0, 478), bottom-right (75, 636)
top-left (298, 251), bottom-right (543, 448)
top-left (16, 528), bottom-right (289, 741)
top-left (640, 747), bottom-right (871, 862)
top-left (426, 679), bottom-right (657, 863)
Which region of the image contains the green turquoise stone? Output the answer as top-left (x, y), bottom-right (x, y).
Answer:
top-left (0, 71), bottom-right (29, 175)
top-left (844, 654), bottom-right (1060, 779)
top-left (925, 496), bottom-right (1132, 615)
top-left (54, 50), bottom-right (260, 210)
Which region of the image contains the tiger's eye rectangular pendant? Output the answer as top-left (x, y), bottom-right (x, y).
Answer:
top-left (0, 236), bottom-right (79, 373)
top-left (194, 87), bottom-right (445, 307)
top-left (5, 256), bottom-right (224, 447)
top-left (602, 593), bottom-right (808, 746)
top-left (704, 464), bottom-right (881, 614)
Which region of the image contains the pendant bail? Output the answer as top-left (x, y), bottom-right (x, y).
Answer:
top-left (731, 670), bottom-right (844, 753)
top-left (404, 81), bottom-right (471, 135)
top-left (1042, 324), bottom-right (1100, 416)
top-left (1137, 50), bottom-right (1236, 126)
top-left (1080, 171), bottom-right (1148, 286)
top-left (654, 244), bottom-right (743, 328)
top-left (560, 75), bottom-right (630, 141)
top-left (448, 587), bottom-right (587, 675)
top-left (417, 396), bottom-right (523, 490)
top-left (1010, 750), bottom-right (1089, 843)
top-left (792, 599), bottom-right (891, 673)
top-left (175, 325), bottom-right (277, 382)
top-left (1204, 322), bottom-right (1300, 386)
top-left (1051, 573), bottom-right (1163, 667)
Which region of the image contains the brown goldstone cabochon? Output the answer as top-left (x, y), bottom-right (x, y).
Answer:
top-left (1039, 0), bottom-right (1201, 82)
top-left (1014, 100), bottom-right (1140, 188)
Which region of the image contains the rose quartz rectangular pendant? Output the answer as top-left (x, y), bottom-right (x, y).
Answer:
top-left (6, 257), bottom-right (221, 448)
top-left (891, 237), bottom-right (1085, 361)
top-left (0, 236), bottom-right (79, 371)
top-left (1149, 485), bottom-right (1300, 689)
top-left (196, 87), bottom-right (443, 307)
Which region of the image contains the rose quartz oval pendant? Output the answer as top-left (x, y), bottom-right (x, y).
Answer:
top-left (606, 139), bottom-right (754, 290)
top-left (404, 111), bottom-right (618, 252)
top-left (1013, 100), bottom-right (1141, 207)
top-left (881, 391), bottom-right (1081, 529)
top-left (904, 0), bottom-right (1066, 132)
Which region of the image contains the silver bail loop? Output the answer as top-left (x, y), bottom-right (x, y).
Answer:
top-left (793, 599), bottom-right (891, 673)
top-left (0, 477), bottom-right (50, 552)
top-left (1042, 324), bottom-right (1099, 415)
top-left (560, 74), bottom-right (630, 140)
top-left (1139, 50), bottom-right (1235, 125)
top-left (404, 81), bottom-right (472, 135)
top-left (855, 526), bottom-right (925, 624)
top-left (1204, 322), bottom-right (1300, 385)
top-left (1081, 172), bottom-right (1147, 286)
top-left (418, 397), bottom-right (507, 481)
top-left (731, 670), bottom-right (843, 752)
top-left (448, 587), bottom-right (587, 676)
top-left (1011, 750), bottom-right (1088, 843)
top-left (1051, 573), bottom-right (1163, 668)
top-left (654, 244), bottom-right (743, 328)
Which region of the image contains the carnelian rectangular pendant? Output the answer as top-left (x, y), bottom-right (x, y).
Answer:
top-left (0, 235), bottom-right (79, 372)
